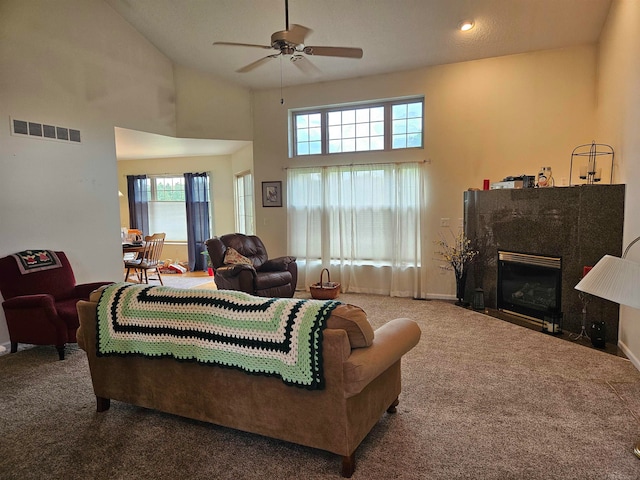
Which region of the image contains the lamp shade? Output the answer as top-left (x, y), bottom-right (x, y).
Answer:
top-left (575, 255), bottom-right (640, 309)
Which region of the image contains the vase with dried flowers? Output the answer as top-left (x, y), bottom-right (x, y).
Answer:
top-left (435, 230), bottom-right (478, 306)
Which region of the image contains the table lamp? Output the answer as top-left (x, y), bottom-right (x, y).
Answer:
top-left (574, 235), bottom-right (640, 457)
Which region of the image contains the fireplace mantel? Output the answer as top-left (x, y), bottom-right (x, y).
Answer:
top-left (464, 184), bottom-right (625, 343)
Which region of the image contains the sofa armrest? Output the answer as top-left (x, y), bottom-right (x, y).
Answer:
top-left (259, 256), bottom-right (297, 272)
top-left (216, 264), bottom-right (256, 277)
top-left (72, 282), bottom-right (114, 299)
top-left (3, 294), bottom-right (55, 309)
top-left (342, 318), bottom-right (421, 398)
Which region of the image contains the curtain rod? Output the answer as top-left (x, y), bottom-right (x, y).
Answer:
top-left (123, 171), bottom-right (211, 177)
top-left (282, 159), bottom-right (427, 170)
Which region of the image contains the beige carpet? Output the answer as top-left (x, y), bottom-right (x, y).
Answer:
top-left (1, 293), bottom-right (640, 479)
top-left (190, 281), bottom-right (217, 290)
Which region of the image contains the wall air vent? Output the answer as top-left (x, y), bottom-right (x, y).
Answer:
top-left (10, 117), bottom-right (81, 144)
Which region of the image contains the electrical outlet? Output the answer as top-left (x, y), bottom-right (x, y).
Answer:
top-left (440, 218), bottom-right (450, 227)
top-left (458, 218), bottom-right (463, 227)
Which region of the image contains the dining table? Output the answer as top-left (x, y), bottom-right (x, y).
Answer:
top-left (122, 242), bottom-right (145, 254)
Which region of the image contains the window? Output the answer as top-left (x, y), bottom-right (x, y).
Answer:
top-left (235, 171), bottom-right (255, 234)
top-left (292, 97), bottom-right (423, 157)
top-left (148, 176), bottom-right (188, 242)
top-left (287, 163), bottom-right (423, 296)
top-left (391, 101), bottom-right (423, 149)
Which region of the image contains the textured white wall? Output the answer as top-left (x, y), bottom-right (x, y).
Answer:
top-left (598, 0), bottom-right (640, 368)
top-left (174, 64), bottom-right (253, 141)
top-left (0, 0), bottom-right (177, 346)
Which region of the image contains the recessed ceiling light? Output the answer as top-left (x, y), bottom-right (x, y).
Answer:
top-left (458, 20), bottom-right (475, 32)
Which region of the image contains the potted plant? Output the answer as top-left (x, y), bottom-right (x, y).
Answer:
top-left (435, 230), bottom-right (478, 306)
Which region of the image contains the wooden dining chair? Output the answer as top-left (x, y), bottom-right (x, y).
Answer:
top-left (124, 233), bottom-right (166, 285)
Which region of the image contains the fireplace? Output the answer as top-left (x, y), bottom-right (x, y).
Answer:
top-left (497, 251), bottom-right (562, 323)
top-left (464, 186), bottom-right (624, 342)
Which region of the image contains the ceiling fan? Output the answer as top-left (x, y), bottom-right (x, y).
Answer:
top-left (213, 0), bottom-right (363, 74)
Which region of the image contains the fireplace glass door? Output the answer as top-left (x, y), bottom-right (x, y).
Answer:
top-left (497, 251), bottom-right (562, 321)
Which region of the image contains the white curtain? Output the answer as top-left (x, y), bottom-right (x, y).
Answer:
top-left (287, 162), bottom-right (425, 297)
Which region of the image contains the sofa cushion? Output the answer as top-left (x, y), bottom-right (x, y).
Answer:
top-left (326, 304), bottom-right (374, 348)
top-left (223, 247), bottom-right (253, 266)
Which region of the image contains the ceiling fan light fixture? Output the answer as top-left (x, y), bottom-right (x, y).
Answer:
top-left (458, 20), bottom-right (475, 32)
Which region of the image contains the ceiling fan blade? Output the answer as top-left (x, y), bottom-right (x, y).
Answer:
top-left (288, 24), bottom-right (312, 45)
top-left (302, 46), bottom-right (363, 59)
top-left (213, 41), bottom-right (273, 50)
top-left (291, 56), bottom-right (321, 77)
top-left (236, 54), bottom-right (279, 73)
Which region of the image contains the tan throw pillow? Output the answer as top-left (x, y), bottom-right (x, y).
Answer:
top-left (326, 304), bottom-right (374, 348)
top-left (223, 247), bottom-right (253, 266)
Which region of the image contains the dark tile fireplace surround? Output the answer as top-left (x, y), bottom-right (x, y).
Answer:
top-left (464, 185), bottom-right (625, 344)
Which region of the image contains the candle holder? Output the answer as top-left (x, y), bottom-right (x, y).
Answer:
top-left (569, 142), bottom-right (614, 186)
top-left (571, 291), bottom-right (591, 341)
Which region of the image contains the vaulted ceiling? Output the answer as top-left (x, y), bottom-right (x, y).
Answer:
top-left (105, 0), bottom-right (612, 91)
top-left (108, 0), bottom-right (612, 159)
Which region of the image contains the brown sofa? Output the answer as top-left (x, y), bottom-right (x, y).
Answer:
top-left (76, 289), bottom-right (421, 477)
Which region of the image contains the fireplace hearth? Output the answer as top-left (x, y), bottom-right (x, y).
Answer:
top-left (497, 251), bottom-right (561, 322)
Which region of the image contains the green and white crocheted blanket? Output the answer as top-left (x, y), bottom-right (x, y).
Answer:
top-left (96, 283), bottom-right (340, 390)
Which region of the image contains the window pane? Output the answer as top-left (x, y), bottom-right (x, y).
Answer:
top-left (407, 133), bottom-right (422, 148)
top-left (342, 124), bottom-right (355, 138)
top-left (235, 172), bottom-right (254, 235)
top-left (407, 102), bottom-right (422, 118)
top-left (309, 127), bottom-right (321, 141)
top-left (356, 109), bottom-right (369, 123)
top-left (328, 111), bottom-right (341, 126)
top-left (342, 139), bottom-right (356, 152)
top-left (328, 125), bottom-right (341, 140)
top-left (370, 136), bottom-right (384, 150)
top-left (298, 143), bottom-right (309, 155)
top-left (309, 113), bottom-right (321, 127)
top-left (329, 140), bottom-right (342, 153)
top-left (407, 118), bottom-right (422, 133)
top-left (392, 104), bottom-right (407, 120)
top-left (356, 137), bottom-right (369, 151)
top-left (393, 119), bottom-right (407, 134)
top-left (392, 135), bottom-right (407, 149)
top-left (296, 115), bottom-right (308, 128)
top-left (371, 107), bottom-right (384, 121)
top-left (297, 129), bottom-right (309, 142)
top-left (356, 123), bottom-right (369, 137)
top-left (342, 110), bottom-right (355, 124)
top-left (371, 121), bottom-right (384, 136)
top-left (309, 141), bottom-right (322, 155)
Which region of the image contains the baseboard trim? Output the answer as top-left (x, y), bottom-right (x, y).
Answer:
top-left (618, 340), bottom-right (640, 371)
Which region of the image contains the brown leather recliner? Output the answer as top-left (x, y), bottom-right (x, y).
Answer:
top-left (205, 234), bottom-right (297, 298)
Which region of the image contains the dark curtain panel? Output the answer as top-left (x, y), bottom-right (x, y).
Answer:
top-left (126, 175), bottom-right (150, 235)
top-left (184, 172), bottom-right (211, 271)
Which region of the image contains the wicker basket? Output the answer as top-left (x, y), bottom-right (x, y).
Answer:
top-left (309, 268), bottom-right (340, 300)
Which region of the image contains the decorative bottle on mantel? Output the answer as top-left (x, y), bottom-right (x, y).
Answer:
top-left (537, 167), bottom-right (554, 187)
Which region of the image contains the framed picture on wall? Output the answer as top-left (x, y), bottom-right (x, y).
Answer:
top-left (262, 181), bottom-right (282, 207)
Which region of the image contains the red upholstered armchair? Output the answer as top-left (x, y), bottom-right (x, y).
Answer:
top-left (0, 250), bottom-right (112, 360)
top-left (205, 234), bottom-right (297, 298)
